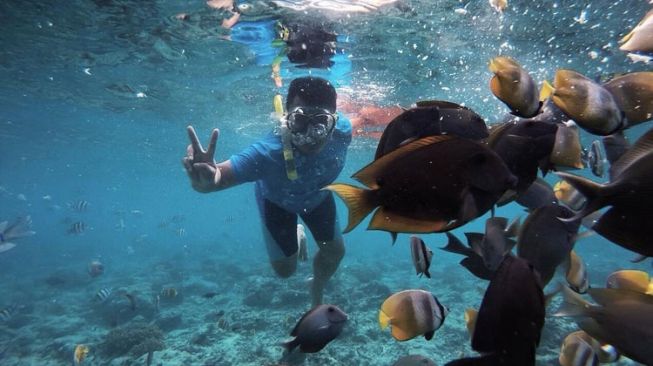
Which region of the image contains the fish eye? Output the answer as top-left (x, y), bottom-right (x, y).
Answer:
top-left (327, 306), bottom-right (334, 312)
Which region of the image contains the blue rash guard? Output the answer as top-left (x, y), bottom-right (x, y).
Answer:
top-left (230, 115), bottom-right (352, 213)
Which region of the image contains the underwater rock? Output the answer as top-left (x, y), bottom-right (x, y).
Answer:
top-left (102, 322), bottom-right (164, 359)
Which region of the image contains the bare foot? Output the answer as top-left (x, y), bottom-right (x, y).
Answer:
top-left (206, 0), bottom-right (234, 10)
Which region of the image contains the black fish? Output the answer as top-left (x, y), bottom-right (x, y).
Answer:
top-left (447, 256), bottom-right (545, 366)
top-left (517, 203), bottom-right (581, 286)
top-left (283, 304), bottom-right (347, 353)
top-left (375, 101), bottom-right (488, 159)
top-left (440, 232), bottom-right (495, 281)
top-left (514, 178), bottom-right (558, 210)
top-left (328, 136), bottom-right (516, 241)
top-left (557, 128), bottom-right (653, 256)
top-left (468, 217), bottom-right (518, 272)
top-left (487, 119), bottom-right (557, 194)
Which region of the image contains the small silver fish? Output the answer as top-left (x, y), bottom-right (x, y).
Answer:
top-left (410, 236), bottom-right (433, 278)
top-left (587, 140), bottom-right (605, 178)
top-left (297, 224), bottom-right (308, 262)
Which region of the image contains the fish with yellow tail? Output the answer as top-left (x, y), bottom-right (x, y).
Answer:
top-left (488, 56), bottom-right (541, 118)
top-left (603, 71), bottom-right (653, 126)
top-left (551, 69), bottom-right (624, 136)
top-left (619, 9), bottom-right (653, 54)
top-left (606, 270), bottom-right (653, 295)
top-left (464, 308), bottom-right (478, 340)
top-left (73, 344), bottom-right (89, 365)
top-left (379, 289), bottom-right (448, 341)
top-left (326, 136), bottom-right (516, 243)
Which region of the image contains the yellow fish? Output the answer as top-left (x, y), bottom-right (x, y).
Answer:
top-left (603, 71), bottom-right (653, 125)
top-left (464, 308), bottom-right (478, 339)
top-left (379, 289), bottom-right (448, 341)
top-left (606, 270), bottom-right (653, 295)
top-left (489, 56), bottom-right (540, 118)
top-left (73, 344), bottom-right (89, 366)
top-left (620, 9), bottom-right (653, 53)
top-left (552, 69), bottom-right (624, 136)
top-left (553, 180), bottom-right (586, 211)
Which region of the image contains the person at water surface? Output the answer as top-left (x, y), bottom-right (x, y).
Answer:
top-left (182, 76), bottom-right (351, 306)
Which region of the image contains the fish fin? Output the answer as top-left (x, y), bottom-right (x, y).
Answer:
top-left (391, 326), bottom-right (416, 341)
top-left (555, 172), bottom-right (605, 221)
top-left (0, 242), bottom-right (17, 253)
top-left (505, 216), bottom-right (521, 238)
top-left (353, 135), bottom-right (453, 188)
top-left (464, 233), bottom-right (485, 258)
top-left (424, 330), bottom-right (435, 341)
top-left (496, 189), bottom-right (517, 206)
top-left (390, 231), bottom-right (398, 244)
top-left (368, 207), bottom-right (449, 233)
top-left (397, 137), bottom-right (418, 148)
top-left (610, 127), bottom-right (653, 179)
top-left (281, 337), bottom-right (299, 354)
top-left (553, 285), bottom-right (592, 317)
top-left (505, 238), bottom-right (517, 252)
top-left (440, 232), bottom-right (474, 256)
top-left (630, 254), bottom-right (648, 263)
top-left (540, 80), bottom-right (554, 101)
top-left (299, 343), bottom-right (326, 353)
top-left (378, 310), bottom-right (392, 329)
top-left (415, 100), bottom-right (465, 109)
top-left (424, 268), bottom-right (431, 279)
top-left (324, 184), bottom-right (376, 233)
top-left (464, 308), bottom-right (478, 338)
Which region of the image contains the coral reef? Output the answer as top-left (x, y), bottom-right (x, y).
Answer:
top-left (102, 322), bottom-right (164, 359)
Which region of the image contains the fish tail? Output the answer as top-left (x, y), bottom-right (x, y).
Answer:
top-left (324, 184), bottom-right (376, 233)
top-left (378, 310), bottom-right (392, 330)
top-left (440, 232), bottom-right (473, 257)
top-left (281, 338), bottom-right (299, 354)
top-left (554, 285), bottom-right (591, 317)
top-left (555, 172), bottom-right (605, 220)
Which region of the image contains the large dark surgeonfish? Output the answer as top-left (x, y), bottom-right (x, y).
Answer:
top-left (445, 255), bottom-right (545, 366)
top-left (326, 135), bottom-right (516, 242)
top-left (487, 119), bottom-right (557, 195)
top-left (517, 203), bottom-right (581, 287)
top-left (282, 304), bottom-right (348, 353)
top-left (557, 127), bottom-right (653, 257)
top-left (374, 101), bottom-right (489, 159)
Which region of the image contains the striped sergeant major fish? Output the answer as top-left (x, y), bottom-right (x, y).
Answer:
top-left (68, 200), bottom-right (90, 212)
top-left (67, 221), bottom-right (86, 235)
top-left (94, 288), bottom-right (112, 303)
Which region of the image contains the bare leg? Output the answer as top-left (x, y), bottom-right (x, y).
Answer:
top-left (311, 237), bottom-right (345, 307)
top-left (270, 253), bottom-right (298, 278)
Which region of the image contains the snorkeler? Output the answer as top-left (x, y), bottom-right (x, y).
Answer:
top-left (182, 76), bottom-right (351, 307)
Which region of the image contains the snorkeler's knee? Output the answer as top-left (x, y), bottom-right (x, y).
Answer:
top-left (319, 238), bottom-right (345, 260)
top-left (271, 255), bottom-right (298, 278)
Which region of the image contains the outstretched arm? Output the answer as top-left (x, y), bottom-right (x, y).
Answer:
top-left (182, 125), bottom-right (238, 193)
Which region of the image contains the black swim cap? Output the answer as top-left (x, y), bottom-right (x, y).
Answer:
top-left (286, 77), bottom-right (337, 113)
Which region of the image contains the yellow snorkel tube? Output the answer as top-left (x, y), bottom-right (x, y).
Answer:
top-left (275, 94), bottom-right (298, 180)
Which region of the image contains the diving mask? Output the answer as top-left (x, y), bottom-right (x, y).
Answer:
top-left (286, 106), bottom-right (337, 152)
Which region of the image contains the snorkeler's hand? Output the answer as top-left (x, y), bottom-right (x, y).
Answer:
top-left (182, 126), bottom-right (221, 193)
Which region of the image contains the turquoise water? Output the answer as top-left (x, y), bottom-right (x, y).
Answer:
top-left (1, 0), bottom-right (652, 365)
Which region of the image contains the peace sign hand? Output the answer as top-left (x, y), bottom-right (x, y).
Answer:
top-left (182, 125), bottom-right (221, 193)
